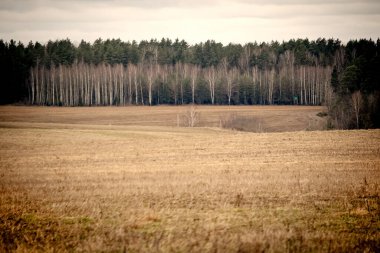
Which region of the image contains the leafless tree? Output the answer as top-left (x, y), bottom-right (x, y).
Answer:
top-left (28, 56), bottom-right (333, 107)
top-left (190, 64), bottom-right (199, 104)
top-left (205, 66), bottom-right (216, 104)
top-left (267, 68), bottom-right (275, 104)
top-left (147, 63), bottom-right (155, 106)
top-left (352, 91), bottom-right (362, 129)
top-left (185, 104), bottom-right (198, 127)
top-left (224, 59), bottom-right (238, 105)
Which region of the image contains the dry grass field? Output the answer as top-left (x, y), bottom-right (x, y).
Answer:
top-left (0, 105), bottom-right (327, 132)
top-left (0, 106), bottom-right (379, 252)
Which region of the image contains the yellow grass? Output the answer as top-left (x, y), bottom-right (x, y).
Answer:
top-left (0, 106), bottom-right (379, 252)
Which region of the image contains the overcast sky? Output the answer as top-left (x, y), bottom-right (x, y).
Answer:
top-left (0, 0), bottom-right (379, 45)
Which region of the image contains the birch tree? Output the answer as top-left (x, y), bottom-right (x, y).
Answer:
top-left (190, 64), bottom-right (199, 104)
top-left (205, 66), bottom-right (216, 104)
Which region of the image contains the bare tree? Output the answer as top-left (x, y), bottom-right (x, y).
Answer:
top-left (156, 64), bottom-right (163, 105)
top-left (50, 62), bottom-right (56, 105)
top-left (127, 64), bottom-right (133, 104)
top-left (267, 68), bottom-right (275, 104)
top-left (133, 64), bottom-right (139, 104)
top-left (225, 63), bottom-right (238, 106)
top-left (334, 47), bottom-right (345, 73)
top-left (182, 63), bottom-right (190, 104)
top-left (239, 44), bottom-right (252, 73)
top-left (352, 90), bottom-right (362, 129)
top-left (147, 63), bottom-right (155, 106)
top-left (175, 62), bottom-right (183, 104)
top-left (205, 66), bottom-right (216, 104)
top-left (251, 66), bottom-right (259, 104)
top-left (28, 53), bottom-right (334, 107)
top-left (190, 65), bottom-right (199, 104)
top-left (172, 64), bottom-right (179, 104)
top-left (185, 105), bottom-right (198, 127)
top-left (29, 67), bottom-right (35, 104)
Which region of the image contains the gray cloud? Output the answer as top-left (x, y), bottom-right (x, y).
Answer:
top-left (0, 0), bottom-right (379, 44)
top-left (237, 0), bottom-right (379, 5)
top-left (0, 0), bottom-right (38, 12)
top-left (1, 0), bottom-right (379, 11)
top-left (221, 1), bottom-right (380, 20)
top-left (0, 0), bottom-right (207, 11)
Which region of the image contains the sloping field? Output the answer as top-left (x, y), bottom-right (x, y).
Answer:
top-left (0, 105), bottom-right (327, 132)
top-left (0, 106), bottom-right (379, 252)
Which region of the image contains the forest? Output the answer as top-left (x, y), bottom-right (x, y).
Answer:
top-left (0, 38), bottom-right (379, 129)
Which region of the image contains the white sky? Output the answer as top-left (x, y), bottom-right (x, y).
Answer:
top-left (0, 0), bottom-right (379, 45)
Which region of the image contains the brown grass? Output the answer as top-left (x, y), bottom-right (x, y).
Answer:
top-left (0, 106), bottom-right (379, 252)
top-left (0, 105), bottom-right (327, 132)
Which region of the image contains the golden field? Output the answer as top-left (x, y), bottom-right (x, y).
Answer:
top-left (0, 106), bottom-right (379, 252)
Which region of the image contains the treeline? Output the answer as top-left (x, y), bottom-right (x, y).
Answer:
top-left (29, 60), bottom-right (332, 106)
top-left (1, 38), bottom-right (379, 128)
top-left (329, 40), bottom-right (380, 129)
